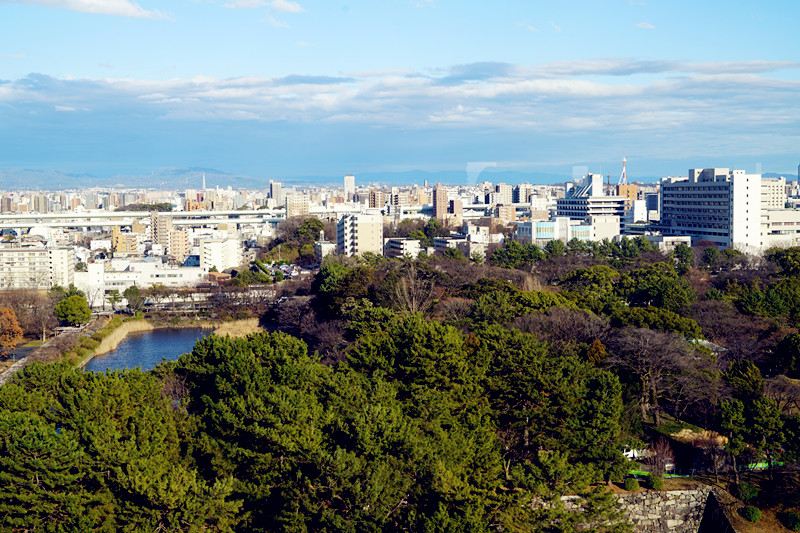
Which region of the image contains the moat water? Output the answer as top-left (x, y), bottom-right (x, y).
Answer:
top-left (84, 328), bottom-right (208, 373)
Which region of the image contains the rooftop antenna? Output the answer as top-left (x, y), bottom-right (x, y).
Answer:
top-left (617, 155), bottom-right (628, 186)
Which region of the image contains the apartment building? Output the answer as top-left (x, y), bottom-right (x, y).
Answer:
top-left (0, 246), bottom-right (74, 289)
top-left (336, 214), bottom-right (383, 257)
top-left (199, 238), bottom-right (243, 272)
top-left (285, 194), bottom-right (310, 218)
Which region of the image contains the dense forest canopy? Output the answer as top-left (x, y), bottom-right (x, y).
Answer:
top-left (3, 236), bottom-right (800, 531)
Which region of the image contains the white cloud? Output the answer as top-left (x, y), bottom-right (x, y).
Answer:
top-left (549, 21), bottom-right (561, 32)
top-left (517, 22), bottom-right (538, 32)
top-left (265, 15), bottom-right (289, 27)
top-left (1, 53), bottom-right (26, 58)
top-left (269, 0), bottom-right (303, 13)
top-left (3, 58), bottom-right (799, 164)
top-left (3, 0), bottom-right (168, 19)
top-left (635, 22), bottom-right (655, 29)
top-left (223, 0), bottom-right (267, 7)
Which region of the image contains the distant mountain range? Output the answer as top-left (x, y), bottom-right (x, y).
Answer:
top-left (0, 167), bottom-right (796, 191)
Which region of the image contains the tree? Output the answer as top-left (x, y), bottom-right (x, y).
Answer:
top-left (106, 290), bottom-right (122, 311)
top-left (392, 263), bottom-right (437, 316)
top-left (774, 333), bottom-right (800, 378)
top-left (608, 328), bottom-right (693, 425)
top-left (0, 307), bottom-right (23, 357)
top-left (719, 399), bottom-right (747, 486)
top-left (54, 295), bottom-right (91, 327)
top-left (672, 243), bottom-right (694, 274)
top-left (294, 217), bottom-right (325, 245)
top-left (123, 285), bottom-right (145, 313)
top-left (766, 246), bottom-right (800, 276)
top-left (48, 284), bottom-right (85, 305)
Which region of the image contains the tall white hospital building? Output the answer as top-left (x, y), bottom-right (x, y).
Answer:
top-left (659, 168), bottom-right (762, 250)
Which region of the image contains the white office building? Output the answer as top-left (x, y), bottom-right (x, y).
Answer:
top-left (344, 174), bottom-right (356, 202)
top-left (199, 238), bottom-right (243, 272)
top-left (556, 173), bottom-right (627, 220)
top-left (659, 168), bottom-right (761, 250)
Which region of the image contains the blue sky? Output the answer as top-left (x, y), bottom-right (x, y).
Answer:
top-left (1, 0), bottom-right (799, 181)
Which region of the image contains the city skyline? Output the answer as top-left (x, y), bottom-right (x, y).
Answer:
top-left (1, 1), bottom-right (799, 179)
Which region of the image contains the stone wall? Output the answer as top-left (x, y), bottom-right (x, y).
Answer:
top-left (616, 489), bottom-right (710, 532)
top-left (560, 488), bottom-right (735, 533)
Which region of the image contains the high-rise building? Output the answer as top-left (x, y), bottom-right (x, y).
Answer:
top-left (269, 180), bottom-right (283, 206)
top-left (169, 229), bottom-right (190, 263)
top-left (337, 214), bottom-right (383, 257)
top-left (556, 173), bottom-right (627, 220)
top-left (449, 199), bottom-right (464, 226)
top-left (762, 177), bottom-right (787, 210)
top-left (150, 212), bottom-right (173, 250)
top-left (369, 189), bottom-right (385, 209)
top-left (495, 183), bottom-right (513, 205)
top-left (344, 174), bottom-right (355, 202)
top-left (659, 168), bottom-right (761, 249)
top-left (285, 194), bottom-right (310, 218)
top-left (433, 183), bottom-right (448, 221)
top-left (513, 183), bottom-right (534, 204)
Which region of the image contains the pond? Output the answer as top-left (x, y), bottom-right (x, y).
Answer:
top-left (84, 328), bottom-right (208, 373)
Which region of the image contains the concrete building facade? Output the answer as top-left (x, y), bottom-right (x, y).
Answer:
top-left (337, 214), bottom-right (383, 257)
top-left (659, 168), bottom-right (761, 250)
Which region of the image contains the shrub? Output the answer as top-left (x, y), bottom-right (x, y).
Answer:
top-left (79, 338), bottom-right (99, 351)
top-left (624, 478), bottom-right (640, 491)
top-left (649, 475), bottom-right (664, 490)
top-left (736, 482), bottom-right (759, 503)
top-left (740, 505), bottom-right (761, 523)
top-left (784, 511), bottom-right (800, 531)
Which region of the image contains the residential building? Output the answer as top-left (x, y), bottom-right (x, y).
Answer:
top-left (384, 238), bottom-right (422, 259)
top-left (0, 246), bottom-right (74, 289)
top-left (169, 229), bottom-right (190, 263)
top-left (762, 177), bottom-right (787, 210)
top-left (199, 238), bottom-right (243, 272)
top-left (314, 240), bottom-right (337, 263)
top-left (150, 212), bottom-right (173, 250)
top-left (433, 183), bottom-right (448, 222)
top-left (337, 214), bottom-right (383, 257)
top-left (369, 189), bottom-right (385, 209)
top-left (285, 194), bottom-right (310, 218)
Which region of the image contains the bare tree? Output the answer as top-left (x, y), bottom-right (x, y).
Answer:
top-left (764, 375), bottom-right (800, 415)
top-left (435, 297), bottom-right (473, 323)
top-left (608, 327), bottom-right (691, 425)
top-left (696, 432), bottom-right (725, 485)
top-left (647, 437), bottom-right (676, 476)
top-left (392, 264), bottom-right (436, 316)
